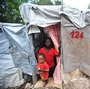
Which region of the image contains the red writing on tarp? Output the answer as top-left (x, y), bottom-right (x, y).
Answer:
top-left (70, 31), bottom-right (84, 39)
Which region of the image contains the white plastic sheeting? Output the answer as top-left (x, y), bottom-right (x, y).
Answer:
top-left (0, 27), bottom-right (24, 88)
top-left (19, 3), bottom-right (61, 27)
top-left (0, 23), bottom-right (37, 88)
top-left (60, 7), bottom-right (86, 28)
top-left (19, 3), bottom-right (90, 28)
top-left (3, 24), bottom-right (31, 56)
top-left (28, 26), bottom-right (40, 34)
top-left (0, 30), bottom-right (9, 54)
top-left (0, 54), bottom-right (24, 89)
top-left (2, 23), bottom-right (37, 75)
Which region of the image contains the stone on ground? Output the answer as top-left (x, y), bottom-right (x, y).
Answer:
top-left (64, 78), bottom-right (90, 89)
top-left (34, 77), bottom-right (62, 89)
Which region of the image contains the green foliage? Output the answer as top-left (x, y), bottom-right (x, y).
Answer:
top-left (0, 0), bottom-right (61, 23)
top-left (0, 0), bottom-right (26, 23)
top-left (55, 0), bottom-right (61, 5)
top-left (34, 0), bottom-right (53, 5)
top-left (88, 3), bottom-right (90, 9)
top-left (29, 0), bottom-right (38, 4)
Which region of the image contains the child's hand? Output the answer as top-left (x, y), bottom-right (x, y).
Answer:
top-left (38, 67), bottom-right (40, 70)
top-left (37, 68), bottom-right (41, 71)
top-left (38, 69), bottom-right (42, 72)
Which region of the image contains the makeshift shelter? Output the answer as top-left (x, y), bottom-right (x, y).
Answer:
top-left (19, 3), bottom-right (62, 85)
top-left (19, 3), bottom-right (90, 84)
top-left (1, 3), bottom-right (90, 89)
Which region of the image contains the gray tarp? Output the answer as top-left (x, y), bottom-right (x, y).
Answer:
top-left (0, 54), bottom-right (24, 88)
top-left (0, 23), bottom-right (37, 88)
top-left (19, 3), bottom-right (61, 27)
top-left (61, 16), bottom-right (90, 76)
top-left (0, 30), bottom-right (9, 54)
top-left (60, 7), bottom-right (86, 28)
top-left (19, 3), bottom-right (90, 28)
top-left (2, 23), bottom-right (37, 75)
top-left (0, 28), bottom-right (24, 88)
top-left (3, 24), bottom-right (31, 55)
top-left (60, 7), bottom-right (90, 28)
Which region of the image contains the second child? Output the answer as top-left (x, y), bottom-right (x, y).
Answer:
top-left (36, 53), bottom-right (49, 87)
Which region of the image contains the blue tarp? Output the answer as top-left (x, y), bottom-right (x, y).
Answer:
top-left (0, 23), bottom-right (37, 88)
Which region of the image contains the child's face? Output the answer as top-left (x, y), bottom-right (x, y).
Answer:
top-left (38, 55), bottom-right (45, 64)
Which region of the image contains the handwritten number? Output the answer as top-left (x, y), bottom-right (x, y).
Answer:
top-left (79, 32), bottom-right (84, 39)
top-left (70, 31), bottom-right (84, 39)
top-left (70, 31), bottom-right (74, 38)
top-left (75, 31), bottom-right (79, 38)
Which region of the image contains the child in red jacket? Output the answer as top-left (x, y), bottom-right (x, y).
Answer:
top-left (36, 53), bottom-right (49, 87)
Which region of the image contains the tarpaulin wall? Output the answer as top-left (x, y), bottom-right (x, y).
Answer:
top-left (0, 23), bottom-right (37, 88)
top-left (0, 28), bottom-right (24, 89)
top-left (61, 16), bottom-right (90, 76)
top-left (19, 3), bottom-right (61, 27)
top-left (3, 23), bottom-right (37, 75)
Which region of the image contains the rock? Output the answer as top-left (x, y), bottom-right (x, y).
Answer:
top-left (24, 83), bottom-right (34, 89)
top-left (34, 77), bottom-right (62, 89)
top-left (64, 78), bottom-right (90, 89)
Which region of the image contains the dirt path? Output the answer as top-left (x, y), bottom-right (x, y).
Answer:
top-left (6, 78), bottom-right (62, 89)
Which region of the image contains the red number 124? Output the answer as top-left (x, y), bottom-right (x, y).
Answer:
top-left (70, 31), bottom-right (84, 39)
